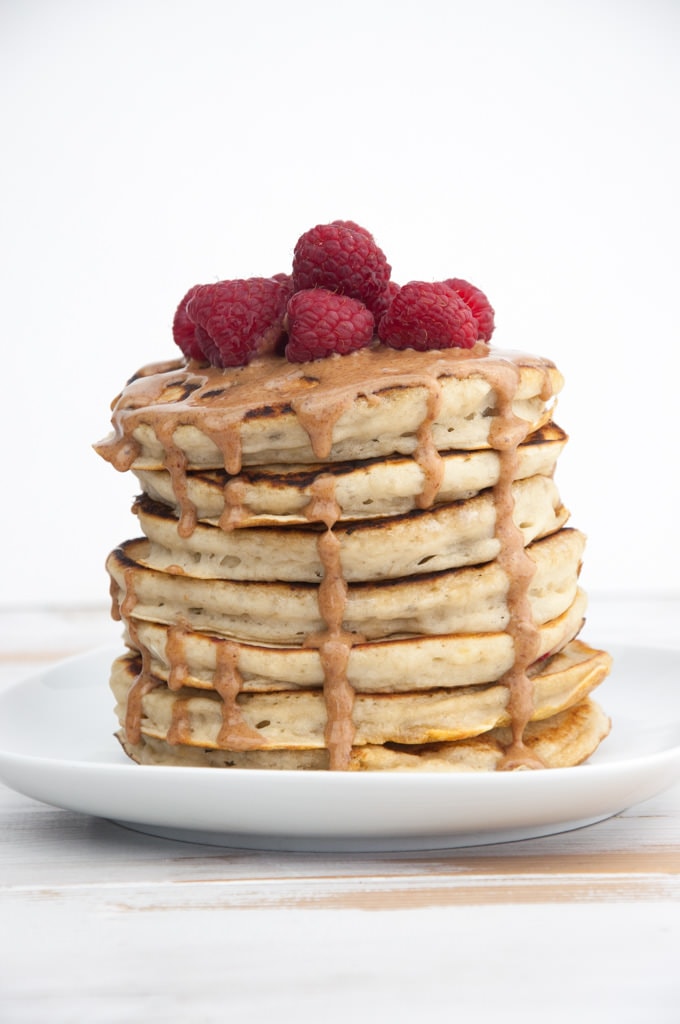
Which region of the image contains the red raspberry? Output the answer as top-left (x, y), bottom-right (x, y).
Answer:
top-left (330, 219), bottom-right (374, 239)
top-left (372, 279), bottom-right (401, 329)
top-left (443, 278), bottom-right (495, 342)
top-left (292, 221), bottom-right (391, 316)
top-left (172, 285), bottom-right (207, 361)
top-left (285, 289), bottom-right (375, 362)
top-left (378, 281), bottom-right (478, 351)
top-left (186, 275), bottom-right (293, 367)
top-left (193, 323), bottom-right (220, 366)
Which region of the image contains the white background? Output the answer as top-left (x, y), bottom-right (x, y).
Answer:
top-left (1, 0), bottom-right (678, 608)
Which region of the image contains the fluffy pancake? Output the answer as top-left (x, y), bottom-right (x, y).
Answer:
top-left (132, 422), bottom-right (568, 526)
top-left (107, 528), bottom-right (585, 644)
top-left (110, 639), bottom-right (610, 751)
top-left (123, 588), bottom-right (588, 694)
top-left (95, 348), bottom-right (563, 473)
top-left (133, 473), bottom-right (569, 583)
top-left (118, 696), bottom-right (610, 771)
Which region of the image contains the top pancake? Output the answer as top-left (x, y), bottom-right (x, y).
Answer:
top-left (94, 346), bottom-right (563, 474)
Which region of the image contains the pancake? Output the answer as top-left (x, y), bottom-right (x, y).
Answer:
top-left (133, 472), bottom-right (569, 583)
top-left (132, 422), bottom-right (568, 526)
top-left (118, 696), bottom-right (610, 771)
top-left (110, 638), bottom-right (611, 752)
top-left (95, 348), bottom-right (563, 473)
top-left (123, 587), bottom-right (588, 694)
top-left (107, 528), bottom-right (585, 644)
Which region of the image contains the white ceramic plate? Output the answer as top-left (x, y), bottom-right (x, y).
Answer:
top-left (0, 644), bottom-right (679, 851)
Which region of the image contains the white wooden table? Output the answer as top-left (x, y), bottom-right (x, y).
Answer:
top-left (1, 599), bottom-right (679, 1023)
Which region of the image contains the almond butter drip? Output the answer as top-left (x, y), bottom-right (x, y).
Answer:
top-left (124, 650), bottom-right (162, 745)
top-left (165, 623), bottom-right (191, 691)
top-left (153, 421), bottom-right (196, 538)
top-left (414, 375), bottom-right (444, 508)
top-left (99, 343), bottom-right (560, 770)
top-left (167, 698), bottom-right (192, 746)
top-left (219, 478), bottom-right (248, 532)
top-left (302, 476), bottom-right (359, 770)
top-left (212, 641), bottom-right (264, 749)
top-left (166, 622), bottom-right (262, 749)
top-left (116, 567), bottom-right (163, 745)
top-left (485, 361), bottom-right (546, 770)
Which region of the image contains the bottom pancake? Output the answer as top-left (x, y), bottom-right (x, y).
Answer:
top-left (110, 639), bottom-right (611, 766)
top-left (117, 697), bottom-right (610, 772)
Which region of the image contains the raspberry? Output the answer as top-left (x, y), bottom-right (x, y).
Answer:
top-left (330, 219), bottom-right (374, 239)
top-left (292, 221), bottom-right (391, 316)
top-left (378, 281), bottom-right (478, 351)
top-left (186, 275), bottom-right (293, 367)
top-left (443, 278), bottom-right (495, 342)
top-left (285, 289), bottom-right (375, 362)
top-left (193, 323), bottom-right (220, 366)
top-left (372, 279), bottom-right (401, 329)
top-left (172, 285), bottom-right (207, 361)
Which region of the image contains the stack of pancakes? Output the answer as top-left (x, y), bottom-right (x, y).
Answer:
top-left (96, 343), bottom-right (612, 771)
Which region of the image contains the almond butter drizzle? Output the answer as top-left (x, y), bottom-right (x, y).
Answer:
top-left (219, 478), bottom-right (248, 532)
top-left (166, 697), bottom-right (192, 746)
top-left (212, 641), bottom-right (264, 749)
top-left (153, 421), bottom-right (196, 538)
top-left (99, 343), bottom-right (559, 770)
top-left (302, 477), bottom-right (360, 770)
top-left (165, 622), bottom-right (191, 691)
top-left (166, 622), bottom-right (262, 749)
top-left (414, 375), bottom-right (444, 509)
top-left (485, 362), bottom-right (545, 770)
top-left (116, 567), bottom-right (162, 744)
